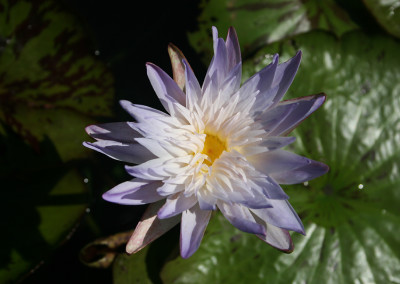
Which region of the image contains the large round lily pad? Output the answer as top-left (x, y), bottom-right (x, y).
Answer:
top-left (159, 31), bottom-right (400, 283)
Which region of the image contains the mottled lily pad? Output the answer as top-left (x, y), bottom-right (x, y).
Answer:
top-left (0, 0), bottom-right (114, 282)
top-left (0, 0), bottom-right (114, 161)
top-left (189, 0), bottom-right (358, 62)
top-left (160, 31), bottom-right (400, 283)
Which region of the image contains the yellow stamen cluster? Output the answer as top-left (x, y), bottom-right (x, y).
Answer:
top-left (201, 134), bottom-right (227, 166)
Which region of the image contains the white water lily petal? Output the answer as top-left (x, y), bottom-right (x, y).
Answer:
top-left (158, 193), bottom-right (198, 219)
top-left (146, 63), bottom-right (186, 113)
top-left (180, 204), bottom-right (212, 258)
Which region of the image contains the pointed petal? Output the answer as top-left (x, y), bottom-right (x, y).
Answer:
top-left (219, 62), bottom-right (242, 101)
top-left (120, 101), bottom-right (168, 123)
top-left (180, 204), bottom-right (212, 258)
top-left (249, 149), bottom-right (321, 176)
top-left (183, 59), bottom-right (201, 111)
top-left (146, 63), bottom-right (186, 113)
top-left (256, 100), bottom-right (297, 132)
top-left (83, 140), bottom-right (155, 164)
top-left (251, 199), bottom-right (305, 234)
top-left (261, 136), bottom-right (296, 150)
top-left (240, 54), bottom-right (279, 110)
top-left (158, 193), bottom-right (198, 219)
top-left (85, 122), bottom-right (140, 143)
top-left (269, 51), bottom-right (302, 107)
top-left (258, 224), bottom-right (294, 253)
top-left (271, 160), bottom-right (329, 184)
top-left (217, 201), bottom-right (265, 235)
top-left (252, 176), bottom-right (289, 200)
top-left (203, 27), bottom-right (228, 91)
top-left (102, 179), bottom-right (164, 205)
top-left (268, 93), bottom-right (326, 136)
top-left (225, 26), bottom-right (241, 72)
top-left (126, 200), bottom-right (180, 254)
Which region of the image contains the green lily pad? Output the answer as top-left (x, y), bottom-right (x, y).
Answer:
top-left (0, 0), bottom-right (114, 161)
top-left (189, 0), bottom-right (358, 62)
top-left (113, 247), bottom-right (153, 284)
top-left (363, 0), bottom-right (400, 38)
top-left (160, 31), bottom-right (400, 282)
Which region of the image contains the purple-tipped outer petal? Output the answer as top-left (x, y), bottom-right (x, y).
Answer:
top-left (85, 122), bottom-right (140, 142)
top-left (217, 201), bottom-right (266, 235)
top-left (83, 141), bottom-right (155, 164)
top-left (225, 26), bottom-right (241, 72)
top-left (268, 93), bottom-right (326, 136)
top-left (102, 179), bottom-right (165, 205)
top-left (257, 224), bottom-right (294, 253)
top-left (269, 51), bottom-right (302, 107)
top-left (271, 160), bottom-right (329, 185)
top-left (180, 204), bottom-right (212, 258)
top-left (251, 199), bottom-right (305, 235)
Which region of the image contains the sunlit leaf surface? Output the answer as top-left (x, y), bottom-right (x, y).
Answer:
top-left (363, 0), bottom-right (400, 38)
top-left (189, 0), bottom-right (358, 62)
top-left (160, 31), bottom-right (400, 283)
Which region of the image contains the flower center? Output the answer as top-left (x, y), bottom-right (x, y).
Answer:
top-left (201, 133), bottom-right (226, 166)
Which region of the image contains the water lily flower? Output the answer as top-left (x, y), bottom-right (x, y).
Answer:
top-left (84, 26), bottom-right (328, 258)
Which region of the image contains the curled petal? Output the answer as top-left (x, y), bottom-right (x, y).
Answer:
top-left (180, 204), bottom-right (212, 258)
top-left (168, 43), bottom-right (187, 91)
